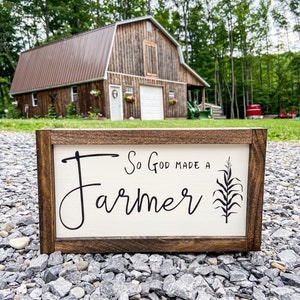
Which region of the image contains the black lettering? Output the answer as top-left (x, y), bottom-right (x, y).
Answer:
top-left (59, 151), bottom-right (118, 229)
top-left (160, 197), bottom-right (175, 211)
top-left (59, 183), bottom-right (101, 230)
top-left (94, 187), bottom-right (203, 215)
top-left (124, 150), bottom-right (138, 175)
top-left (181, 188), bottom-right (203, 214)
top-left (175, 161), bottom-right (182, 169)
top-left (148, 151), bottom-right (159, 173)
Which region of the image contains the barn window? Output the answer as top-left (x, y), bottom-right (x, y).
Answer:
top-left (32, 92), bottom-right (38, 107)
top-left (71, 86), bottom-right (78, 102)
top-left (169, 91), bottom-right (175, 99)
top-left (147, 21), bottom-right (152, 33)
top-left (125, 86), bottom-right (133, 96)
top-left (143, 40), bottom-right (158, 77)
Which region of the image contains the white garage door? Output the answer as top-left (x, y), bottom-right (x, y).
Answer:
top-left (140, 85), bottom-right (164, 120)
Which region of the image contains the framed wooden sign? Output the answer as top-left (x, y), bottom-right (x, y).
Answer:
top-left (36, 128), bottom-right (267, 253)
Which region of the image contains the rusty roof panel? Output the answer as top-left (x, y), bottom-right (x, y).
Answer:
top-left (10, 24), bottom-right (116, 94)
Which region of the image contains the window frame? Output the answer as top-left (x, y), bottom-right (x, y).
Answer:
top-left (143, 40), bottom-right (158, 78)
top-left (71, 86), bottom-right (78, 102)
top-left (125, 86), bottom-right (133, 97)
top-left (32, 92), bottom-right (38, 107)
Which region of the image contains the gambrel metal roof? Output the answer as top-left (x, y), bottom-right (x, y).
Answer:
top-left (10, 16), bottom-right (209, 95)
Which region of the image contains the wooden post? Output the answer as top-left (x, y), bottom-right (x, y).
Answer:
top-left (201, 87), bottom-right (206, 110)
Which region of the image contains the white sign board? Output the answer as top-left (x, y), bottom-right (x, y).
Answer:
top-left (54, 144), bottom-right (248, 238)
top-left (36, 128), bottom-right (267, 253)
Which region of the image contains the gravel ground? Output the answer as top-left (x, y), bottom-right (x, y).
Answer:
top-left (0, 131), bottom-right (300, 300)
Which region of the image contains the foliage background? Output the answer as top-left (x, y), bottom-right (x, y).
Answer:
top-left (0, 0), bottom-right (300, 118)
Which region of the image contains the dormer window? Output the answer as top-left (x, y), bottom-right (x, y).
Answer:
top-left (143, 40), bottom-right (158, 78)
top-left (147, 21), bottom-right (152, 33)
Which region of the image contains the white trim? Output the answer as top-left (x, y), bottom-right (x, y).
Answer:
top-left (107, 71), bottom-right (186, 86)
top-left (10, 77), bottom-right (106, 96)
top-left (103, 24), bottom-right (117, 81)
top-left (32, 92), bottom-right (38, 107)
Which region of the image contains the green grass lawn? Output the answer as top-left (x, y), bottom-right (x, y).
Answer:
top-left (0, 118), bottom-right (299, 141)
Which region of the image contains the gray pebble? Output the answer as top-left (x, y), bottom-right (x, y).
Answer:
top-left (281, 273), bottom-right (300, 288)
top-left (49, 277), bottom-right (72, 297)
top-left (70, 286), bottom-right (85, 299)
top-left (48, 251), bottom-right (64, 266)
top-left (29, 254), bottom-right (49, 272)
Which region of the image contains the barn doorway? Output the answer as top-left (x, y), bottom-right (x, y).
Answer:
top-left (109, 85), bottom-right (123, 120)
top-left (140, 85), bottom-right (164, 120)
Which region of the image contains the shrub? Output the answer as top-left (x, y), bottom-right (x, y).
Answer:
top-left (6, 106), bottom-right (22, 119)
top-left (67, 101), bottom-right (76, 118)
top-left (46, 104), bottom-right (57, 119)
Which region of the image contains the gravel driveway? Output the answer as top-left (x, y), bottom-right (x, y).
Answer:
top-left (0, 131), bottom-right (299, 300)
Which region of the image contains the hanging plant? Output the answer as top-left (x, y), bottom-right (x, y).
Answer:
top-left (90, 89), bottom-right (101, 97)
top-left (125, 95), bottom-right (136, 103)
top-left (168, 98), bottom-right (177, 105)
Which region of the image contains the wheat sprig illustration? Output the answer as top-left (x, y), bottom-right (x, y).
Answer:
top-left (213, 157), bottom-right (243, 223)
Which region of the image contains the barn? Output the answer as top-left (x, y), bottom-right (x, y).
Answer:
top-left (10, 16), bottom-right (209, 120)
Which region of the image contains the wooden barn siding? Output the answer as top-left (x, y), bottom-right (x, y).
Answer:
top-left (106, 73), bottom-right (187, 119)
top-left (106, 20), bottom-right (189, 119)
top-left (76, 82), bottom-right (105, 116)
top-left (15, 81), bottom-right (105, 118)
top-left (179, 65), bottom-right (205, 87)
top-left (15, 94), bottom-right (31, 117)
top-left (15, 91), bottom-right (54, 118)
top-left (155, 29), bottom-right (181, 82)
top-left (109, 21), bottom-right (181, 82)
top-left (109, 22), bottom-right (144, 76)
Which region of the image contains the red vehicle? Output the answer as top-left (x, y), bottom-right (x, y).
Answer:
top-left (279, 108), bottom-right (297, 118)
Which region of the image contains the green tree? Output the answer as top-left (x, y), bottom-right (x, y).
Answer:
top-left (99, 0), bottom-right (148, 22)
top-left (153, 0), bottom-right (174, 35)
top-left (63, 0), bottom-right (94, 35)
top-left (2, 0), bottom-right (300, 119)
top-left (0, 1), bottom-right (22, 112)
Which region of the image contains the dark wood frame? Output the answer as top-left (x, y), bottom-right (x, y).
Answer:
top-left (36, 128), bottom-right (267, 254)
